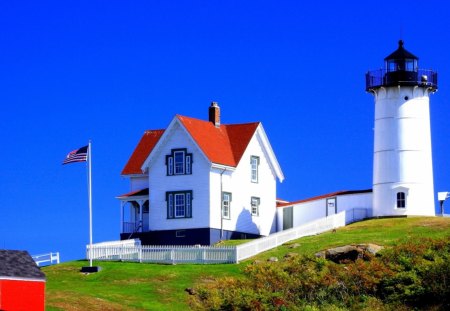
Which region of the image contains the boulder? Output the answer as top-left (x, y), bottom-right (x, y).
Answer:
top-left (326, 245), bottom-right (362, 263)
top-left (315, 244), bottom-right (384, 263)
top-left (360, 243), bottom-right (384, 255)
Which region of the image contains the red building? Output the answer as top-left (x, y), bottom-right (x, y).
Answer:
top-left (0, 250), bottom-right (46, 311)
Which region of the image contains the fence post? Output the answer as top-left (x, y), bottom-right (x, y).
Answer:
top-left (139, 245), bottom-right (142, 263)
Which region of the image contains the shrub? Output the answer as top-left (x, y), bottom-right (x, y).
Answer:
top-left (189, 238), bottom-right (450, 310)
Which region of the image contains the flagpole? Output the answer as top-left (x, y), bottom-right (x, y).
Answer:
top-left (88, 140), bottom-right (93, 267)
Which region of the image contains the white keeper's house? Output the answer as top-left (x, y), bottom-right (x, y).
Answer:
top-left (117, 102), bottom-right (284, 245)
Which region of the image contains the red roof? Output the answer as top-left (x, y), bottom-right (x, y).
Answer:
top-left (277, 189), bottom-right (372, 208)
top-left (116, 188), bottom-right (149, 199)
top-left (121, 116), bottom-right (259, 175)
top-left (121, 130), bottom-right (165, 175)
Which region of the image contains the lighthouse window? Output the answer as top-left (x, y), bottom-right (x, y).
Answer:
top-left (397, 192), bottom-right (406, 208)
top-left (387, 60), bottom-right (397, 72)
top-left (405, 60), bottom-right (415, 71)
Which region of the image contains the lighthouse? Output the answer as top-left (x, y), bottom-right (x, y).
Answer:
top-left (366, 40), bottom-right (438, 217)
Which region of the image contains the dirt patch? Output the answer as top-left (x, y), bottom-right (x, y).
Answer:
top-left (155, 273), bottom-right (178, 282)
top-left (198, 276), bottom-right (216, 284)
top-left (110, 278), bottom-right (148, 285)
top-left (47, 292), bottom-right (137, 311)
top-left (417, 218), bottom-right (450, 229)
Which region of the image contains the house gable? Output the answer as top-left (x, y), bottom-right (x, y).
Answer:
top-left (141, 117), bottom-right (212, 174)
top-left (137, 115), bottom-right (284, 181)
top-left (146, 121), bottom-right (212, 232)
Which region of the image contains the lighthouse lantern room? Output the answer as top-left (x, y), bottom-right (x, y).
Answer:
top-left (366, 41), bottom-right (438, 217)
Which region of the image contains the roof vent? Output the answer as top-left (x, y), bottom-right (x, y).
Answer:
top-left (209, 101), bottom-right (220, 127)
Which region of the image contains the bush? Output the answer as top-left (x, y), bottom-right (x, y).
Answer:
top-left (189, 238), bottom-right (450, 310)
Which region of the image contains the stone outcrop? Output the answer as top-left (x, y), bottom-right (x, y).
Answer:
top-left (315, 244), bottom-right (384, 263)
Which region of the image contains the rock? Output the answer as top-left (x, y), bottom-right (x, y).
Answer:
top-left (268, 257), bottom-right (278, 262)
top-left (289, 243), bottom-right (301, 249)
top-left (284, 252), bottom-right (299, 259)
top-left (361, 243), bottom-right (384, 255)
top-left (252, 260), bottom-right (263, 265)
top-left (318, 244), bottom-right (384, 264)
top-left (185, 288), bottom-right (196, 295)
top-left (326, 245), bottom-right (362, 263)
top-left (314, 251), bottom-right (326, 259)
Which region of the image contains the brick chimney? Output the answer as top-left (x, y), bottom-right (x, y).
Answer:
top-left (208, 101), bottom-right (220, 127)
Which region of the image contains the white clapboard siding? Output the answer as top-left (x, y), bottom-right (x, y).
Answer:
top-left (147, 122), bottom-right (211, 231)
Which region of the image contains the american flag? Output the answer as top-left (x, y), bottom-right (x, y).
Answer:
top-left (62, 145), bottom-right (88, 165)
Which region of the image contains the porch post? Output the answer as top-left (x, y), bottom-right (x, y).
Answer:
top-left (138, 200), bottom-right (143, 233)
top-left (120, 201), bottom-right (125, 233)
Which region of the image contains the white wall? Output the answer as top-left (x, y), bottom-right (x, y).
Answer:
top-left (210, 128), bottom-right (277, 237)
top-left (278, 192), bottom-right (372, 231)
top-left (130, 176), bottom-right (148, 191)
top-left (147, 122), bottom-right (211, 231)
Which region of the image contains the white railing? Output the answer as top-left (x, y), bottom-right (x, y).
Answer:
top-left (32, 252), bottom-right (60, 267)
top-left (87, 244), bottom-right (236, 264)
top-left (235, 208), bottom-right (368, 262)
top-left (87, 208), bottom-right (368, 264)
top-left (122, 222), bottom-right (139, 233)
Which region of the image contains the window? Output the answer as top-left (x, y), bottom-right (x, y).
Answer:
top-left (251, 156), bottom-right (259, 183)
top-left (397, 192), bottom-right (406, 208)
top-left (251, 197), bottom-right (260, 216)
top-left (166, 191), bottom-right (193, 218)
top-left (174, 151), bottom-right (184, 174)
top-left (387, 60), bottom-right (397, 72)
top-left (222, 192), bottom-right (232, 219)
top-left (166, 149), bottom-right (193, 176)
top-left (176, 230), bottom-right (186, 238)
top-left (405, 60), bottom-right (415, 71)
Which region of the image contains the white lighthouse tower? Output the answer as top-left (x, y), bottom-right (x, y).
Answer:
top-left (366, 40), bottom-right (438, 217)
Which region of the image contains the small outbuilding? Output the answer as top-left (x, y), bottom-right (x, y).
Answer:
top-left (0, 250), bottom-right (46, 311)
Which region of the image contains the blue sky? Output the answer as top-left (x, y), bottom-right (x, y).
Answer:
top-left (1, 1), bottom-right (450, 262)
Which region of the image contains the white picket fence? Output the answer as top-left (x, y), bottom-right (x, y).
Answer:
top-left (32, 252), bottom-right (60, 267)
top-left (88, 242), bottom-right (236, 264)
top-left (87, 208), bottom-right (369, 264)
top-left (235, 208), bottom-right (368, 262)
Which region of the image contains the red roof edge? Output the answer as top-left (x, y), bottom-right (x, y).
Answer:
top-left (121, 130), bottom-right (165, 175)
top-left (277, 189), bottom-right (372, 208)
top-left (116, 188), bottom-right (149, 199)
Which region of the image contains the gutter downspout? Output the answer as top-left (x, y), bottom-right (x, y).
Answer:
top-left (220, 168), bottom-right (227, 240)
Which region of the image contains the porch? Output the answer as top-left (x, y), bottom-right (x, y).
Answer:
top-left (116, 188), bottom-right (149, 234)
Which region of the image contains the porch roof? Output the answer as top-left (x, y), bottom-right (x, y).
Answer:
top-left (116, 188), bottom-right (149, 200)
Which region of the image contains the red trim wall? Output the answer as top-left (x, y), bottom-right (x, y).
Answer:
top-left (0, 279), bottom-right (45, 311)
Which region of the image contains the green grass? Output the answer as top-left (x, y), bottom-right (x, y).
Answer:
top-left (44, 217), bottom-right (450, 310)
top-left (251, 216), bottom-right (450, 261)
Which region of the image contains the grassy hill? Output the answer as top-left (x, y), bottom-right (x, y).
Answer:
top-left (44, 217), bottom-right (450, 310)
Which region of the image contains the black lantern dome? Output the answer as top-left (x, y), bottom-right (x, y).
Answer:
top-left (366, 40), bottom-right (437, 92)
top-left (385, 40), bottom-right (418, 72)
